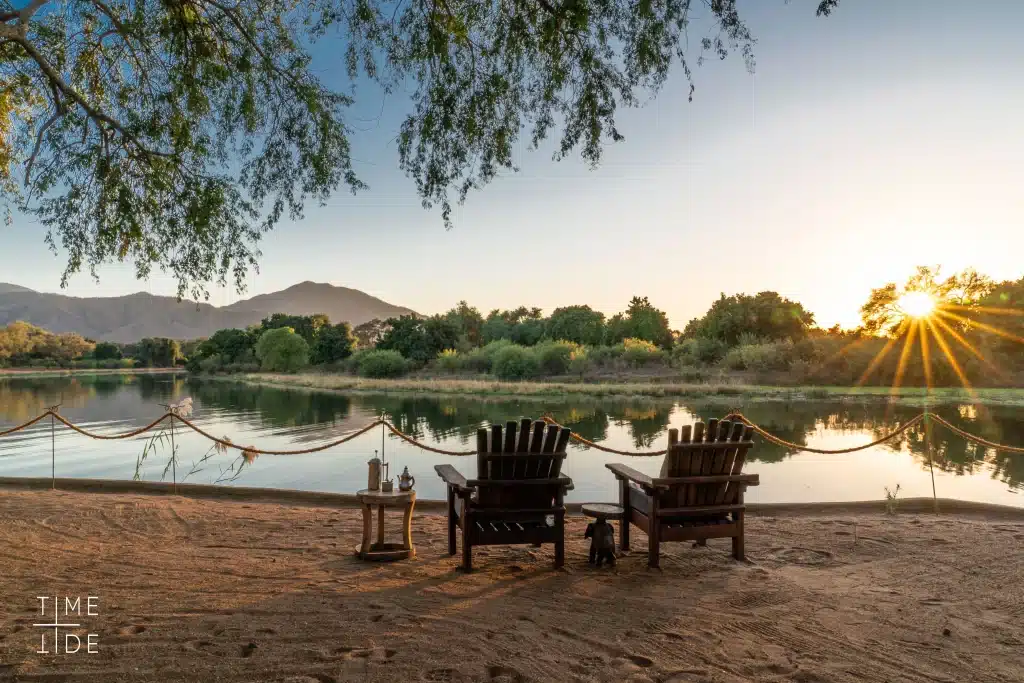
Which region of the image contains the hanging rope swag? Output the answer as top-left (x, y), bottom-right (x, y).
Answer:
top-left (0, 408), bottom-right (1022, 457)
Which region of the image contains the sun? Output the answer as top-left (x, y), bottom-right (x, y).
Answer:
top-left (896, 290), bottom-right (936, 319)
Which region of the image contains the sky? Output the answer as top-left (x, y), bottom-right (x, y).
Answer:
top-left (3, 0), bottom-right (1024, 330)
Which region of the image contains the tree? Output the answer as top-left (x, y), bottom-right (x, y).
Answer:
top-left (254, 327), bottom-right (309, 372)
top-left (137, 337), bottom-right (181, 367)
top-left (352, 318), bottom-right (390, 349)
top-left (606, 297), bottom-right (673, 348)
top-left (376, 314), bottom-right (456, 363)
top-left (860, 266), bottom-right (994, 337)
top-left (684, 291), bottom-right (815, 346)
top-left (200, 327), bottom-right (256, 363)
top-left (440, 301), bottom-right (484, 347)
top-left (93, 341), bottom-right (122, 360)
top-left (1, 0), bottom-right (842, 298)
top-left (545, 305), bottom-right (606, 346)
top-left (311, 322), bottom-right (355, 365)
top-left (481, 307), bottom-right (546, 345)
top-left (258, 313), bottom-right (330, 347)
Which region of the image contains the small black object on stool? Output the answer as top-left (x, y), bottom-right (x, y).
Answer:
top-left (581, 503), bottom-right (624, 568)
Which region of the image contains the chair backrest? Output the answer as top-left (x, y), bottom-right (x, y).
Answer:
top-left (657, 418), bottom-right (755, 509)
top-left (474, 419), bottom-right (571, 509)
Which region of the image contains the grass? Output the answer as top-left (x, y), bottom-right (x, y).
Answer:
top-left (230, 372), bottom-right (1024, 406)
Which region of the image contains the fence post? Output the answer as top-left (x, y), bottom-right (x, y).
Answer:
top-left (50, 410), bottom-right (56, 490)
top-left (924, 407), bottom-right (938, 514)
top-left (169, 414), bottom-right (177, 494)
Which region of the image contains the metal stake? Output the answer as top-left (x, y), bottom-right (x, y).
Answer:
top-left (50, 411), bottom-right (56, 490)
top-left (170, 415), bottom-right (177, 494)
top-left (924, 406), bottom-right (938, 513)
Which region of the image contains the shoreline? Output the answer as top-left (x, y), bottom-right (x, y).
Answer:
top-left (0, 367), bottom-right (186, 378)
top-left (2, 476), bottom-right (1022, 518)
top-left (229, 372), bottom-right (1024, 405)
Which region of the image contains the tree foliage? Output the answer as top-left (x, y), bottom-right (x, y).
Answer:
top-left (0, 0), bottom-right (843, 296)
top-left (606, 296), bottom-right (672, 347)
top-left (859, 266), bottom-right (994, 337)
top-left (546, 305), bottom-right (605, 346)
top-left (0, 320), bottom-right (94, 365)
top-left (684, 291), bottom-right (815, 346)
top-left (254, 326), bottom-right (309, 372)
top-left (311, 322), bottom-right (355, 364)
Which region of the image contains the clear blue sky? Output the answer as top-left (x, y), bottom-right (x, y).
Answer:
top-left (3, 0), bottom-right (1023, 330)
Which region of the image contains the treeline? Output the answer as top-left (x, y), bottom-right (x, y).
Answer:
top-left (0, 321), bottom-right (183, 369)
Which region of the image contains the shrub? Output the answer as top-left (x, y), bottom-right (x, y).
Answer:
top-left (722, 341), bottom-right (795, 372)
top-left (534, 340), bottom-right (579, 375)
top-left (491, 344), bottom-right (540, 380)
top-left (435, 348), bottom-right (461, 373)
top-left (673, 337), bottom-right (729, 365)
top-left (254, 327), bottom-right (310, 373)
top-left (587, 344), bottom-right (623, 368)
top-left (621, 337), bottom-right (665, 367)
top-left (568, 346), bottom-right (591, 377)
top-left (354, 349), bottom-right (410, 378)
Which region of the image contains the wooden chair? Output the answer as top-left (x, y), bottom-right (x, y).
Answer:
top-left (606, 418), bottom-right (759, 568)
top-left (435, 419), bottom-right (573, 572)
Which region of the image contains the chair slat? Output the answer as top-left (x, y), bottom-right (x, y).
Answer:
top-left (687, 422), bottom-right (705, 507)
top-left (517, 418), bottom-right (532, 453)
top-left (553, 426), bottom-right (572, 454)
top-left (476, 428), bottom-right (489, 479)
top-left (504, 421), bottom-right (517, 453)
top-left (529, 421), bottom-right (546, 453)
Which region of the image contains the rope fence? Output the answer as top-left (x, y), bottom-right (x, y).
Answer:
top-left (0, 407), bottom-right (1021, 491)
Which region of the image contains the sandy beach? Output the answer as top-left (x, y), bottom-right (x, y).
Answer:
top-left (0, 489), bottom-right (1022, 683)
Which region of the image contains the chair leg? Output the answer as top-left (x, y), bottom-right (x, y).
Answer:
top-left (462, 535), bottom-right (473, 572)
top-left (554, 513), bottom-right (565, 568)
top-left (732, 511), bottom-right (746, 561)
top-left (447, 488), bottom-right (457, 556)
top-left (648, 525), bottom-right (660, 569)
top-left (619, 479), bottom-right (630, 552)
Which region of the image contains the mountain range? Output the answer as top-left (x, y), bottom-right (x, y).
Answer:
top-left (0, 282), bottom-right (415, 342)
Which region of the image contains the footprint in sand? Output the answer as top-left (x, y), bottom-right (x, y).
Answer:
top-left (486, 664), bottom-right (527, 682)
top-left (117, 624), bottom-right (147, 636)
top-left (422, 668), bottom-right (468, 682)
top-left (768, 547), bottom-right (833, 566)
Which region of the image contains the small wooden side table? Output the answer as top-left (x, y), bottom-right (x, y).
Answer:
top-left (355, 489), bottom-right (416, 561)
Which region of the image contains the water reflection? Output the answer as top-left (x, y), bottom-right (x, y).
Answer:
top-left (0, 375), bottom-right (1021, 500)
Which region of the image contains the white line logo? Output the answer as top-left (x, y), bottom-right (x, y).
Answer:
top-left (34, 596), bottom-right (99, 655)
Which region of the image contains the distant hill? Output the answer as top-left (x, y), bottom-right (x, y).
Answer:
top-left (0, 281), bottom-right (415, 342)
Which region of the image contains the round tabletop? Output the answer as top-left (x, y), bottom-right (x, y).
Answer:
top-left (356, 488), bottom-right (416, 505)
top-left (581, 502), bottom-right (624, 519)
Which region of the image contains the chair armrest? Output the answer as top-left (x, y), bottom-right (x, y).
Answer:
top-left (652, 474), bottom-right (760, 487)
top-left (465, 476), bottom-right (573, 489)
top-left (605, 463), bottom-right (655, 491)
top-left (434, 464), bottom-right (470, 493)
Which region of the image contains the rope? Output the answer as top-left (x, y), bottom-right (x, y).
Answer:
top-left (541, 415), bottom-right (668, 456)
top-left (2, 408), bottom-right (1023, 458)
top-left (721, 412), bottom-right (928, 455)
top-left (927, 414), bottom-right (1024, 454)
top-left (173, 415), bottom-right (386, 456)
top-left (382, 421), bottom-right (477, 456)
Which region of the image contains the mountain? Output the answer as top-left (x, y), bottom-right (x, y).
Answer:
top-left (0, 281), bottom-right (415, 342)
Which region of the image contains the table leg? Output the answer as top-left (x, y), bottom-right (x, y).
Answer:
top-left (402, 499), bottom-right (416, 551)
top-left (376, 504), bottom-right (385, 546)
top-left (360, 505), bottom-right (372, 555)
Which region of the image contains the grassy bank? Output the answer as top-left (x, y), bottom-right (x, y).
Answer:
top-left (231, 372), bottom-right (1024, 405)
top-left (0, 367), bottom-right (185, 379)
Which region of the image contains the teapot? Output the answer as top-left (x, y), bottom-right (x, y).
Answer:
top-left (398, 466), bottom-right (416, 492)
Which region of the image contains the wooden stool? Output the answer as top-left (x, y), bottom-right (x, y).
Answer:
top-left (355, 489), bottom-right (416, 561)
top-left (581, 502), bottom-right (624, 523)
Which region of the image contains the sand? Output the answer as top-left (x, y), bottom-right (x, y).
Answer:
top-left (0, 490), bottom-right (1022, 683)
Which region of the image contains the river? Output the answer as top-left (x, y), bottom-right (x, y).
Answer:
top-left (0, 374), bottom-right (1021, 506)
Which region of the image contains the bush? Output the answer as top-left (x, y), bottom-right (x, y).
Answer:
top-left (587, 344), bottom-right (624, 368)
top-left (673, 337), bottom-right (729, 365)
top-left (354, 349), bottom-right (410, 378)
top-left (620, 337), bottom-right (665, 367)
top-left (491, 344), bottom-right (540, 380)
top-left (254, 327), bottom-right (310, 373)
top-left (534, 340), bottom-right (579, 375)
top-left (721, 341), bottom-right (795, 372)
top-left (435, 348), bottom-right (461, 373)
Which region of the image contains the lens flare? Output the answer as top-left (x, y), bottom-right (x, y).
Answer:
top-left (897, 291), bottom-right (936, 319)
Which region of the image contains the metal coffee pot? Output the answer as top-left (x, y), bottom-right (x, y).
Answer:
top-left (398, 466), bottom-right (416, 492)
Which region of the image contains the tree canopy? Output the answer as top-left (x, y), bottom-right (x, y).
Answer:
top-left (1, 0), bottom-right (841, 298)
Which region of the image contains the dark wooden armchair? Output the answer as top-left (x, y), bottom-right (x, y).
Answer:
top-left (435, 419), bottom-right (573, 572)
top-left (606, 418), bottom-right (759, 568)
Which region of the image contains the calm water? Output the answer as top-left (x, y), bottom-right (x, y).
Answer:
top-left (0, 375), bottom-right (1021, 507)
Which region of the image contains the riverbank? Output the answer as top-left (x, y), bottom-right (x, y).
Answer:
top-left (231, 372), bottom-right (1024, 405)
top-left (0, 367), bottom-right (185, 378)
top-left (0, 489), bottom-right (1020, 683)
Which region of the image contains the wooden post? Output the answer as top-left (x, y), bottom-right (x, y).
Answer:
top-left (924, 407), bottom-right (939, 514)
top-left (50, 411), bottom-right (56, 490)
top-left (169, 415), bottom-right (177, 494)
